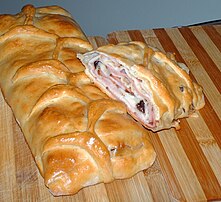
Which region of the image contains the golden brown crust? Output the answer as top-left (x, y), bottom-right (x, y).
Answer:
top-left (42, 132), bottom-right (113, 195)
top-left (0, 5), bottom-right (156, 196)
top-left (88, 99), bottom-right (156, 178)
top-left (79, 41), bottom-right (205, 131)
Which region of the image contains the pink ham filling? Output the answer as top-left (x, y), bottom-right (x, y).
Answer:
top-left (87, 55), bottom-right (156, 128)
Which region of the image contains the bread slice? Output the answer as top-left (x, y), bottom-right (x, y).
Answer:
top-left (78, 41), bottom-right (205, 131)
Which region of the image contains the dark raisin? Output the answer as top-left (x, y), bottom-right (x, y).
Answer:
top-left (125, 88), bottom-right (135, 95)
top-left (97, 69), bottom-right (101, 75)
top-left (136, 100), bottom-right (145, 113)
top-left (110, 148), bottom-right (117, 154)
top-left (179, 85), bottom-right (184, 92)
top-left (148, 121), bottom-right (153, 125)
top-left (120, 69), bottom-right (126, 74)
top-left (94, 60), bottom-right (99, 68)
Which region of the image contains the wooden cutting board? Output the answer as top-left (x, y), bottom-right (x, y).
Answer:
top-left (1, 25), bottom-right (221, 201)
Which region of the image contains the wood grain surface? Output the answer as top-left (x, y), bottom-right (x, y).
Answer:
top-left (1, 25), bottom-right (221, 201)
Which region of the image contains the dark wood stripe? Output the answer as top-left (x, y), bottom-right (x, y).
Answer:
top-left (199, 98), bottom-right (221, 148)
top-left (107, 32), bottom-right (118, 45)
top-left (127, 30), bottom-right (146, 42)
top-left (153, 28), bottom-right (182, 57)
top-left (203, 25), bottom-right (221, 53)
top-left (178, 27), bottom-right (221, 93)
top-left (154, 28), bottom-right (221, 199)
top-left (148, 132), bottom-right (186, 201)
top-left (154, 28), bottom-right (221, 149)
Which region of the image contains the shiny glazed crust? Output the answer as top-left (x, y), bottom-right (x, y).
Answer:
top-left (0, 5), bottom-right (156, 195)
top-left (78, 41), bottom-right (205, 131)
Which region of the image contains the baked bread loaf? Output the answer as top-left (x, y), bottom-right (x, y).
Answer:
top-left (0, 5), bottom-right (156, 196)
top-left (78, 41), bottom-right (205, 131)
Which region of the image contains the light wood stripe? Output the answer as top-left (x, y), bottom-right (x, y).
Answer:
top-left (148, 132), bottom-right (186, 201)
top-left (12, 121), bottom-right (40, 201)
top-left (144, 160), bottom-right (172, 201)
top-left (83, 183), bottom-right (109, 202)
top-left (105, 172), bottom-right (154, 202)
top-left (0, 93), bottom-right (16, 202)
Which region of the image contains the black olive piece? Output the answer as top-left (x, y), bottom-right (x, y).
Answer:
top-left (94, 60), bottom-right (100, 68)
top-left (136, 100), bottom-right (145, 113)
top-left (179, 85), bottom-right (184, 92)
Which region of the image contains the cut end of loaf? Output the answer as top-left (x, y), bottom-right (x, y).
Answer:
top-left (78, 41), bottom-right (205, 132)
top-left (78, 52), bottom-right (160, 130)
